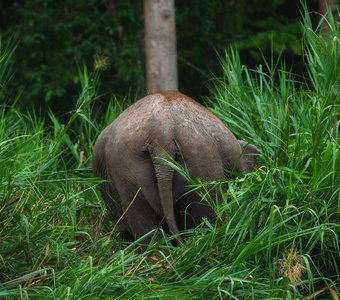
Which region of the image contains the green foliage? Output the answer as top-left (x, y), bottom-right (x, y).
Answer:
top-left (0, 0), bottom-right (145, 108)
top-left (0, 8), bottom-right (339, 299)
top-left (0, 38), bottom-right (16, 100)
top-left (176, 0), bottom-right (310, 97)
top-left (0, 0), bottom-right (314, 110)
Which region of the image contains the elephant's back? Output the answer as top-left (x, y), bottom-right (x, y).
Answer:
top-left (113, 91), bottom-right (230, 137)
top-left (95, 90), bottom-right (240, 159)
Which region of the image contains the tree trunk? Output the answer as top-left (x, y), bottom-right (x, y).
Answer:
top-left (144, 0), bottom-right (178, 94)
top-left (319, 0), bottom-right (336, 15)
top-left (318, 0), bottom-right (337, 33)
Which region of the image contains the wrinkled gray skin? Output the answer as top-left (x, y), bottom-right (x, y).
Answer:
top-left (92, 91), bottom-right (259, 242)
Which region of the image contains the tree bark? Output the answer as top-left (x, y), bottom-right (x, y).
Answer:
top-left (318, 0), bottom-right (337, 33)
top-left (319, 0), bottom-right (336, 15)
top-left (144, 0), bottom-right (178, 94)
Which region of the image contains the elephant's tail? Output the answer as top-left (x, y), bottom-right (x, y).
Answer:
top-left (150, 143), bottom-right (183, 244)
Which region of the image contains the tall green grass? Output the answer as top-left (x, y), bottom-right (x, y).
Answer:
top-left (207, 6), bottom-right (339, 297)
top-left (0, 8), bottom-right (339, 299)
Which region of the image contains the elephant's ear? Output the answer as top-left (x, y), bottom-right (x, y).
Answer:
top-left (238, 140), bottom-right (260, 173)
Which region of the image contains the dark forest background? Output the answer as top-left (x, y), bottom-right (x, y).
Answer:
top-left (0, 0), bottom-right (320, 113)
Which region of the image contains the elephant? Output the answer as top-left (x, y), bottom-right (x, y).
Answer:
top-left (92, 91), bottom-right (259, 243)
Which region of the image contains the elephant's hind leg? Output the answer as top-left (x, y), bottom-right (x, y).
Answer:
top-left (117, 181), bottom-right (163, 242)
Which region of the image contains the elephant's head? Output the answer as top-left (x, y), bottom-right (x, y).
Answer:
top-left (238, 140), bottom-right (260, 173)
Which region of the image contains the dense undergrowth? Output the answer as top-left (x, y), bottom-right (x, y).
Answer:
top-left (0, 8), bottom-right (339, 299)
